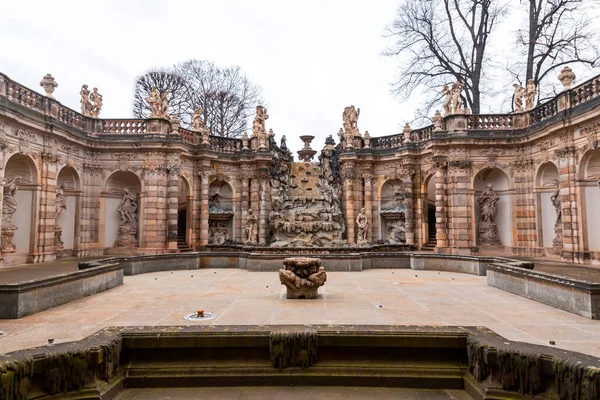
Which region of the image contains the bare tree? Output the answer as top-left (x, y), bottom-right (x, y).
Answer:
top-left (514, 0), bottom-right (599, 102)
top-left (174, 60), bottom-right (262, 138)
top-left (132, 69), bottom-right (191, 121)
top-left (131, 60), bottom-right (262, 138)
top-left (384, 0), bottom-right (505, 116)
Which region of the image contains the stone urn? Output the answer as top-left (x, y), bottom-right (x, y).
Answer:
top-left (279, 257), bottom-right (327, 299)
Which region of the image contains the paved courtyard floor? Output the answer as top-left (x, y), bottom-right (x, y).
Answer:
top-left (1, 268), bottom-right (600, 357)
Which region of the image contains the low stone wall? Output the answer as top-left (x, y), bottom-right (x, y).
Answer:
top-left (1, 325), bottom-right (599, 399)
top-left (0, 263), bottom-right (123, 319)
top-left (488, 264), bottom-right (600, 319)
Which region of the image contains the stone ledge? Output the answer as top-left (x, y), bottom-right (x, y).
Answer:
top-left (0, 263), bottom-right (123, 319)
top-left (1, 325), bottom-right (599, 399)
top-left (487, 263), bottom-right (600, 319)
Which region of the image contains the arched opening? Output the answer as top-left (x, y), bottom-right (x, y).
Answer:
top-left (379, 179), bottom-right (406, 244)
top-left (473, 167), bottom-right (512, 247)
top-left (55, 166), bottom-right (81, 257)
top-left (103, 171), bottom-right (142, 252)
top-left (422, 174), bottom-right (437, 246)
top-left (208, 179), bottom-right (234, 245)
top-left (2, 154), bottom-right (38, 261)
top-left (582, 150), bottom-right (600, 252)
top-left (177, 176), bottom-right (191, 250)
top-left (535, 162), bottom-right (560, 250)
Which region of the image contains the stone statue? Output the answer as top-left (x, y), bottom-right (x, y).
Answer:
top-left (525, 79), bottom-right (536, 110)
top-left (2, 176), bottom-right (21, 229)
top-left (2, 176), bottom-right (21, 253)
top-left (279, 257), bottom-right (327, 299)
top-left (80, 85), bottom-right (93, 116)
top-left (342, 106), bottom-right (360, 147)
top-left (193, 108), bottom-right (206, 131)
top-left (147, 87), bottom-right (161, 117)
top-left (117, 189), bottom-right (138, 225)
top-left (160, 91), bottom-right (169, 119)
top-left (55, 184), bottom-right (67, 221)
top-left (477, 184), bottom-right (500, 245)
top-left (451, 82), bottom-right (464, 114)
top-left (253, 105), bottom-right (269, 149)
top-left (356, 208), bottom-right (368, 245)
top-left (551, 179), bottom-right (562, 248)
top-left (115, 189), bottom-right (138, 247)
top-left (387, 219), bottom-right (406, 244)
top-left (40, 74), bottom-right (58, 99)
top-left (513, 83), bottom-right (524, 112)
top-left (442, 84), bottom-right (452, 116)
top-left (209, 220), bottom-right (229, 245)
top-left (280, 135), bottom-right (287, 150)
top-left (245, 209), bottom-right (258, 244)
top-left (88, 88), bottom-right (103, 118)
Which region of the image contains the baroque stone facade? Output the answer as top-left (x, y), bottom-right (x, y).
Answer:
top-left (1, 69), bottom-right (600, 266)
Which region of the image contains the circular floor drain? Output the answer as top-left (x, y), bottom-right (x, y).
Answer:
top-left (183, 312), bottom-right (217, 321)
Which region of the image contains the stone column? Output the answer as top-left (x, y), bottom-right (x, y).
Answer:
top-left (556, 147), bottom-right (582, 262)
top-left (37, 153), bottom-right (60, 262)
top-left (234, 176), bottom-right (243, 241)
top-left (342, 163), bottom-right (356, 244)
top-left (434, 165), bottom-right (449, 249)
top-left (513, 163), bottom-right (536, 255)
top-left (363, 174), bottom-right (374, 243)
top-left (81, 162), bottom-right (103, 253)
top-left (447, 160), bottom-right (472, 252)
top-left (199, 171), bottom-right (210, 246)
top-left (166, 164), bottom-right (180, 251)
top-left (250, 178), bottom-right (260, 241)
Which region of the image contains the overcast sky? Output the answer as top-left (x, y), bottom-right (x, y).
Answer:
top-left (0, 0), bottom-right (596, 154)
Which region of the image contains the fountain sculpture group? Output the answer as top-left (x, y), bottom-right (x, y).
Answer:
top-left (279, 257), bottom-right (327, 299)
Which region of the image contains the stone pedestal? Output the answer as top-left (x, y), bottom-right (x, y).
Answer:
top-left (116, 224), bottom-right (137, 247)
top-left (1, 228), bottom-right (16, 253)
top-left (478, 221), bottom-right (500, 245)
top-left (279, 257), bottom-right (327, 299)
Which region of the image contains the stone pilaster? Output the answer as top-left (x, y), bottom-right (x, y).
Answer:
top-left (258, 179), bottom-right (269, 245)
top-left (513, 163), bottom-right (536, 255)
top-left (37, 152), bottom-right (60, 262)
top-left (556, 146), bottom-right (582, 262)
top-left (166, 163), bottom-right (180, 251)
top-left (141, 166), bottom-right (168, 251)
top-left (199, 171), bottom-right (210, 246)
top-left (363, 174), bottom-right (374, 243)
top-left (342, 162), bottom-right (356, 244)
top-left (447, 160), bottom-right (473, 252)
top-left (250, 178), bottom-right (260, 241)
top-left (400, 166), bottom-right (415, 245)
top-left (240, 175), bottom-right (250, 242)
top-left (434, 165), bottom-right (449, 249)
top-left (234, 176), bottom-right (243, 242)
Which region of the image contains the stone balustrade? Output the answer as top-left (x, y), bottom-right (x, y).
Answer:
top-left (3, 71), bottom-right (600, 153)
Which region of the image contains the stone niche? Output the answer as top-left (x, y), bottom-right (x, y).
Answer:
top-left (380, 179), bottom-right (406, 244)
top-left (104, 171), bottom-right (142, 252)
top-left (208, 180), bottom-right (233, 245)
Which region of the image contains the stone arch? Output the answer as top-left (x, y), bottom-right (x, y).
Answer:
top-left (535, 162), bottom-right (560, 249)
top-left (2, 154), bottom-right (38, 257)
top-left (579, 149), bottom-right (600, 252)
top-left (473, 167), bottom-right (512, 247)
top-left (208, 179), bottom-right (234, 244)
top-left (55, 166), bottom-right (81, 254)
top-left (103, 171), bottom-right (142, 251)
top-left (378, 179), bottom-right (406, 243)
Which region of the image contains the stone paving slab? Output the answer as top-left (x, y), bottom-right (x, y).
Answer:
top-left (115, 387), bottom-right (473, 400)
top-left (1, 269), bottom-right (600, 357)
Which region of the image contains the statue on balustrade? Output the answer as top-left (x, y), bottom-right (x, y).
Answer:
top-left (525, 79), bottom-right (536, 110)
top-left (193, 108), bottom-right (205, 130)
top-left (1, 176), bottom-right (21, 253)
top-left (147, 87), bottom-right (161, 117)
top-left (451, 82), bottom-right (464, 114)
top-left (442, 84), bottom-right (452, 116)
top-left (80, 85), bottom-right (92, 116)
top-left (160, 91), bottom-right (169, 119)
top-left (477, 184), bottom-right (500, 245)
top-left (88, 88), bottom-right (103, 118)
top-left (513, 83), bottom-right (524, 112)
top-left (551, 179), bottom-right (563, 247)
top-left (356, 208), bottom-right (368, 245)
top-left (253, 105), bottom-right (269, 149)
top-left (342, 105), bottom-right (360, 147)
top-left (116, 189), bottom-right (138, 247)
top-left (54, 184), bottom-right (67, 248)
top-left (245, 209), bottom-right (258, 244)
